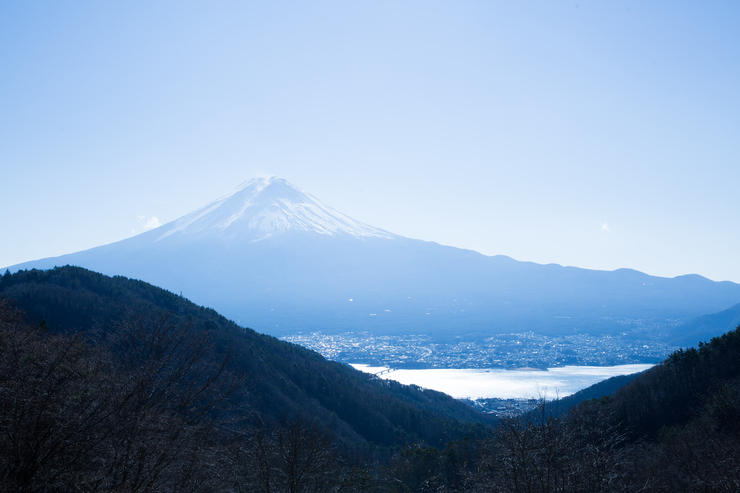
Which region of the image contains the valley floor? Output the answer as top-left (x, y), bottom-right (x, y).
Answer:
top-left (282, 331), bottom-right (677, 368)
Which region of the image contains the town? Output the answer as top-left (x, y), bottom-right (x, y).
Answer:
top-left (281, 331), bottom-right (678, 370)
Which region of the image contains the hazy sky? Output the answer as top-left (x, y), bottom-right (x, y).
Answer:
top-left (2, 1), bottom-right (739, 282)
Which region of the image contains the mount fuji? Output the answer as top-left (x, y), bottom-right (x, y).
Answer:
top-left (6, 177), bottom-right (740, 339)
top-left (152, 177), bottom-right (395, 244)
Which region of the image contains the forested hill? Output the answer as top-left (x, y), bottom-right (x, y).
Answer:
top-left (5, 266), bottom-right (740, 491)
top-left (555, 322), bottom-right (740, 440)
top-left (0, 266), bottom-right (489, 448)
top-left (604, 323), bottom-right (740, 439)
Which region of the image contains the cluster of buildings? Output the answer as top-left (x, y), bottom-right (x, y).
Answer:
top-left (282, 331), bottom-right (678, 369)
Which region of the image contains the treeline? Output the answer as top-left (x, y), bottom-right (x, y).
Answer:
top-left (0, 290), bottom-right (474, 493)
top-left (370, 325), bottom-right (740, 492)
top-left (0, 298), bottom-right (376, 492)
top-left (0, 298), bottom-right (236, 492)
top-left (610, 326), bottom-right (740, 438)
top-left (0, 266), bottom-right (490, 450)
top-left (3, 266), bottom-right (740, 492)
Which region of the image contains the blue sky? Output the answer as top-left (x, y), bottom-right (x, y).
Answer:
top-left (2, 1), bottom-right (739, 281)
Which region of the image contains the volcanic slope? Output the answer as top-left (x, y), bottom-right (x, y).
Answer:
top-left (6, 177), bottom-right (740, 338)
top-left (0, 266), bottom-right (489, 447)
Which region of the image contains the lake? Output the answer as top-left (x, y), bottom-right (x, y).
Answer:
top-left (350, 364), bottom-right (653, 400)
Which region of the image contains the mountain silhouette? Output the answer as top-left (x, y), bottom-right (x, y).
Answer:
top-left (6, 177), bottom-right (740, 339)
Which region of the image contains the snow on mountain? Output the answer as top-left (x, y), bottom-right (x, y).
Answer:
top-left (155, 177), bottom-right (394, 243)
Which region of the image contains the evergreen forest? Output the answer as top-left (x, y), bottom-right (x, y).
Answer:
top-left (2, 266), bottom-right (740, 492)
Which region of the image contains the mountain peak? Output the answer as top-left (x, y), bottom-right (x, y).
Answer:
top-left (155, 177), bottom-right (394, 243)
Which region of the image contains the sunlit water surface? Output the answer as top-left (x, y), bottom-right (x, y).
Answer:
top-left (350, 364), bottom-right (653, 400)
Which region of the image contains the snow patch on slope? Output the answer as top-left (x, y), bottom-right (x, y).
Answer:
top-left (156, 177), bottom-right (393, 242)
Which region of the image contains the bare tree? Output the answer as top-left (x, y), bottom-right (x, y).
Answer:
top-left (467, 398), bottom-right (628, 493)
top-left (0, 300), bottom-right (243, 493)
top-left (228, 414), bottom-right (370, 493)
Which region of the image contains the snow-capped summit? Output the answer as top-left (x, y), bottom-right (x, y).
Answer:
top-left (155, 177), bottom-right (394, 243)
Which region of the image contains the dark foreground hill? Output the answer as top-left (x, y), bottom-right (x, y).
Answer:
top-left (0, 266), bottom-right (488, 450)
top-left (374, 323), bottom-right (740, 492)
top-left (458, 323), bottom-right (740, 492)
top-left (4, 266), bottom-right (740, 491)
top-left (554, 321), bottom-right (740, 440)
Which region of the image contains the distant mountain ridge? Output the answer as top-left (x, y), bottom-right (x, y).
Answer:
top-left (668, 302), bottom-right (740, 347)
top-left (6, 177), bottom-right (740, 339)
